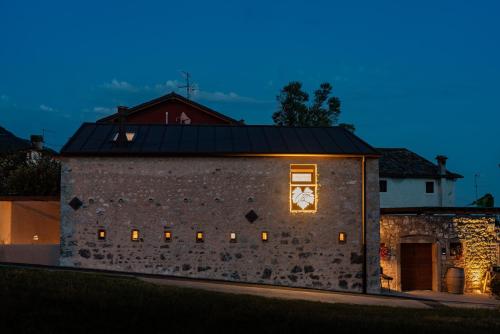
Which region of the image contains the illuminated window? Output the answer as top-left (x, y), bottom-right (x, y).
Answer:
top-left (131, 229), bottom-right (140, 241)
top-left (164, 231), bottom-right (172, 241)
top-left (338, 232), bottom-right (346, 244)
top-left (261, 231), bottom-right (268, 242)
top-left (33, 234), bottom-right (39, 241)
top-left (290, 164), bottom-right (317, 213)
top-left (196, 231), bottom-right (204, 243)
top-left (98, 229), bottom-right (106, 240)
top-left (230, 232), bottom-right (237, 242)
top-left (112, 132), bottom-right (136, 142)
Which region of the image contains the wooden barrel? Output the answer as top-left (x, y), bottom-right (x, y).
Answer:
top-left (446, 267), bottom-right (465, 294)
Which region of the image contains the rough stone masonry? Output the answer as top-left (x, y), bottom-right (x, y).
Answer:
top-left (60, 156), bottom-right (380, 293)
top-left (380, 214), bottom-right (498, 293)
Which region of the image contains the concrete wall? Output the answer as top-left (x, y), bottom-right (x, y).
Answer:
top-left (0, 244), bottom-right (59, 265)
top-left (0, 201), bottom-right (12, 244)
top-left (10, 201), bottom-right (60, 244)
top-left (380, 214), bottom-right (498, 293)
top-left (380, 178), bottom-right (456, 208)
top-left (60, 156), bottom-right (380, 293)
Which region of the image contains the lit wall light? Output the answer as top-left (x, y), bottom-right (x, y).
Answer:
top-left (290, 164), bottom-right (317, 213)
top-left (131, 229), bottom-right (140, 241)
top-left (33, 234), bottom-right (39, 241)
top-left (164, 231), bottom-right (172, 241)
top-left (230, 232), bottom-right (237, 243)
top-left (196, 231), bottom-right (204, 243)
top-left (338, 232), bottom-right (346, 244)
top-left (98, 229), bottom-right (106, 240)
top-left (261, 231), bottom-right (269, 242)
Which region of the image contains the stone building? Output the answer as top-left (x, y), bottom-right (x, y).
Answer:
top-left (60, 123), bottom-right (381, 293)
top-left (380, 207), bottom-right (499, 293)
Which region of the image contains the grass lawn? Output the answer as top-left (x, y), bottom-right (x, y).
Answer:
top-left (0, 266), bottom-right (498, 333)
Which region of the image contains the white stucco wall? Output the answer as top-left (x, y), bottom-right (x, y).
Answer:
top-left (380, 178), bottom-right (456, 208)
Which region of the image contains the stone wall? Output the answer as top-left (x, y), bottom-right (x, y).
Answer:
top-left (380, 214), bottom-right (498, 293)
top-left (60, 156), bottom-right (380, 293)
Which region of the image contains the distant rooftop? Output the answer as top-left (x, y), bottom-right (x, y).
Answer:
top-left (0, 126), bottom-right (32, 153)
top-left (61, 123), bottom-right (380, 157)
top-left (378, 148), bottom-right (462, 179)
top-left (97, 92), bottom-right (240, 125)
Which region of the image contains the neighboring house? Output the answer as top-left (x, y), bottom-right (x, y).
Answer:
top-left (378, 148), bottom-right (463, 208)
top-left (1, 126), bottom-right (36, 154)
top-left (60, 123), bottom-right (381, 294)
top-left (0, 126), bottom-right (60, 265)
top-left (98, 92), bottom-right (241, 125)
top-left (1, 126), bottom-right (56, 158)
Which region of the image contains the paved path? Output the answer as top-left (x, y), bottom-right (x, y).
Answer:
top-left (3, 262), bottom-right (497, 309)
top-left (403, 290), bottom-right (500, 309)
top-left (142, 277), bottom-right (498, 309)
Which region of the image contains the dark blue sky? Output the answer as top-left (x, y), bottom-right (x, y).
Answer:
top-left (1, 0), bottom-right (499, 204)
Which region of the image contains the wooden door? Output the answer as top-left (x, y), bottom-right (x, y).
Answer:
top-left (400, 243), bottom-right (433, 291)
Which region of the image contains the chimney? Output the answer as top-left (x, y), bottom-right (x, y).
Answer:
top-left (115, 106), bottom-right (128, 146)
top-left (30, 135), bottom-right (44, 150)
top-left (436, 155), bottom-right (448, 176)
top-left (117, 106), bottom-right (129, 114)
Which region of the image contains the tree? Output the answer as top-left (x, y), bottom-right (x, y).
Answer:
top-left (472, 193), bottom-right (494, 208)
top-left (272, 81), bottom-right (355, 131)
top-left (0, 151), bottom-right (60, 196)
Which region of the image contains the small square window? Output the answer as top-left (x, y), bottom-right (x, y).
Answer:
top-left (196, 232), bottom-right (204, 243)
top-left (164, 231), bottom-right (172, 241)
top-left (98, 229), bottom-right (106, 240)
top-left (261, 231), bottom-right (268, 242)
top-left (379, 180), bottom-right (387, 193)
top-left (338, 232), bottom-right (346, 244)
top-left (230, 232), bottom-right (237, 243)
top-left (426, 181), bottom-right (434, 193)
top-left (450, 242), bottom-right (463, 257)
top-left (112, 132), bottom-right (135, 142)
top-left (131, 229), bottom-right (140, 241)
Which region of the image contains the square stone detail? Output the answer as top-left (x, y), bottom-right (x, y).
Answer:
top-left (245, 210), bottom-right (258, 223)
top-left (69, 197), bottom-right (83, 211)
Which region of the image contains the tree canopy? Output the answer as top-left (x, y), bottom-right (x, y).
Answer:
top-left (272, 81), bottom-right (354, 131)
top-left (0, 151), bottom-right (60, 196)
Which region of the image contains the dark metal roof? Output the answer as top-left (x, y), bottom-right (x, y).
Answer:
top-left (61, 123), bottom-right (380, 157)
top-left (381, 207), bottom-right (500, 215)
top-left (97, 92), bottom-right (240, 124)
top-left (378, 148), bottom-right (462, 179)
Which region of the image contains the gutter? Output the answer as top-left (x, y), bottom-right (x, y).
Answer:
top-left (361, 156), bottom-right (367, 294)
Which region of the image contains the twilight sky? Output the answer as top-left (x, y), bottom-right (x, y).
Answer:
top-left (0, 0), bottom-right (499, 205)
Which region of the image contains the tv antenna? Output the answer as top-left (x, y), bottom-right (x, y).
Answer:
top-left (178, 71), bottom-right (197, 99)
top-left (474, 173), bottom-right (480, 200)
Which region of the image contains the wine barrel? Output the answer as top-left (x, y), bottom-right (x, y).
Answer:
top-left (446, 267), bottom-right (465, 294)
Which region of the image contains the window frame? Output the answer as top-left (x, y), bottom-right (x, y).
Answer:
top-left (196, 231), bottom-right (204, 243)
top-left (425, 181), bottom-right (435, 193)
top-left (98, 229), bottom-right (106, 241)
top-left (379, 180), bottom-right (388, 193)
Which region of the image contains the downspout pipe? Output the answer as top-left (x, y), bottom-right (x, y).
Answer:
top-left (362, 156), bottom-right (367, 294)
